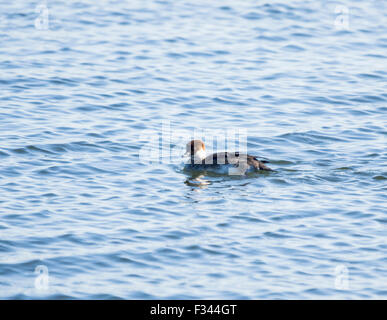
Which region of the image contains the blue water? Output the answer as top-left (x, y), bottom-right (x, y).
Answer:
top-left (0, 0), bottom-right (386, 299)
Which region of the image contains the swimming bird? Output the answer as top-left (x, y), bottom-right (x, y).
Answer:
top-left (183, 140), bottom-right (272, 175)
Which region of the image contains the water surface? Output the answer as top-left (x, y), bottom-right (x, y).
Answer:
top-left (0, 0), bottom-right (386, 299)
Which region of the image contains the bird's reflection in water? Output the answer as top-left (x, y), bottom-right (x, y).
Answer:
top-left (184, 172), bottom-right (211, 189)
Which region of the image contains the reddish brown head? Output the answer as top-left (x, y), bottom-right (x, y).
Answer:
top-left (184, 140), bottom-right (206, 159)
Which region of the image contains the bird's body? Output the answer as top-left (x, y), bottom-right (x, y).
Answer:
top-left (183, 140), bottom-right (272, 175)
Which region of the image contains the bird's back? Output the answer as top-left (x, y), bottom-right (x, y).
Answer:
top-left (187, 152), bottom-right (272, 172)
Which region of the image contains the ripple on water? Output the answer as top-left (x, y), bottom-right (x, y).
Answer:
top-left (0, 0), bottom-right (386, 300)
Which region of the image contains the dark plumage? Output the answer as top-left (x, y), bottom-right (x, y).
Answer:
top-left (184, 140), bottom-right (273, 174)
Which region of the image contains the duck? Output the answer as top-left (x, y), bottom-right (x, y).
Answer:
top-left (183, 139), bottom-right (272, 175)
